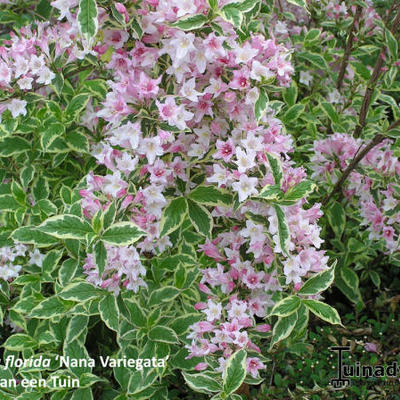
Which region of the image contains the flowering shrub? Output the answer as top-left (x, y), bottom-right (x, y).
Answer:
top-left (0, 0), bottom-right (399, 398)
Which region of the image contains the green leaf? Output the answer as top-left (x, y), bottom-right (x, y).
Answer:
top-left (223, 349), bottom-right (247, 395)
top-left (0, 136), bottom-right (30, 157)
top-left (59, 281), bottom-right (101, 302)
top-left (369, 270), bottom-right (381, 288)
top-left (66, 131), bottom-right (89, 153)
top-left (187, 199), bottom-right (213, 237)
top-left (170, 14), bottom-right (208, 30)
top-left (351, 61), bottom-right (371, 80)
top-left (39, 214), bottom-right (93, 240)
top-left (182, 372), bottom-right (221, 394)
top-left (326, 201), bottom-right (346, 238)
top-left (159, 197), bottom-right (188, 237)
top-left (257, 184), bottom-right (282, 200)
top-left (340, 267), bottom-right (360, 293)
top-left (94, 241), bottom-right (107, 277)
top-left (286, 0), bottom-right (308, 10)
top-left (77, 0), bottom-right (98, 41)
top-left (41, 122), bottom-right (65, 150)
top-left (122, 299), bottom-right (147, 327)
top-left (305, 28), bottom-right (321, 43)
top-left (385, 29), bottom-right (398, 60)
top-left (254, 87), bottom-right (268, 121)
top-left (283, 103), bottom-right (305, 124)
top-left (347, 238), bottom-right (365, 253)
top-left (270, 313), bottom-right (298, 349)
top-left (11, 226), bottom-right (58, 247)
top-left (283, 180), bottom-right (316, 203)
top-left (3, 334), bottom-right (37, 351)
top-left (99, 294), bottom-right (120, 331)
top-left (42, 249), bottom-right (63, 280)
top-left (101, 222), bottom-right (145, 246)
top-left (189, 185), bottom-right (233, 206)
top-left (302, 299), bottom-right (342, 325)
top-left (66, 315), bottom-right (89, 343)
top-left (0, 194), bottom-right (21, 211)
top-left (64, 93), bottom-right (91, 123)
top-left (220, 3), bottom-right (243, 28)
top-left (71, 388), bottom-right (93, 400)
top-left (30, 296), bottom-right (70, 319)
top-left (298, 260), bottom-right (336, 296)
top-left (148, 286), bottom-right (180, 308)
top-left (320, 102), bottom-right (339, 124)
top-left (269, 296), bottom-right (301, 317)
top-left (148, 326), bottom-right (179, 344)
top-left (298, 52), bottom-right (328, 70)
top-left (266, 153), bottom-right (283, 187)
top-left (273, 204), bottom-right (290, 256)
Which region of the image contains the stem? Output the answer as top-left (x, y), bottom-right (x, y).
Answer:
top-left (336, 5), bottom-right (363, 90)
top-left (323, 119), bottom-right (400, 205)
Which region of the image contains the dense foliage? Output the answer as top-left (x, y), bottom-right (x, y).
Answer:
top-left (0, 0), bottom-right (399, 399)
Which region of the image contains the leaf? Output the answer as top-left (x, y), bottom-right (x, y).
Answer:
top-left (148, 286), bottom-right (180, 308)
top-left (223, 349), bottom-right (247, 395)
top-left (257, 184), bottom-right (282, 200)
top-left (11, 226), bottom-right (58, 247)
top-left (286, 0), bottom-right (308, 10)
top-left (266, 153), bottom-right (283, 187)
top-left (170, 14), bottom-right (208, 30)
top-left (159, 197), bottom-right (188, 237)
top-left (0, 194), bottom-right (21, 211)
top-left (283, 180), bottom-right (316, 203)
top-left (148, 326), bottom-right (179, 344)
top-left (302, 299), bottom-right (342, 325)
top-left (273, 204), bottom-right (290, 256)
top-left (298, 51), bottom-right (328, 70)
top-left (188, 185), bottom-right (233, 206)
top-left (30, 296), bottom-right (70, 319)
top-left (99, 294), bottom-right (120, 331)
top-left (77, 0), bottom-right (98, 41)
top-left (122, 299), bottom-right (147, 328)
top-left (347, 238), bottom-right (365, 253)
top-left (182, 372), bottom-right (221, 394)
top-left (220, 3), bottom-right (243, 28)
top-left (66, 315), bottom-right (89, 343)
top-left (66, 131), bottom-right (89, 153)
top-left (254, 87), bottom-right (268, 121)
top-left (59, 281), bottom-right (101, 302)
top-left (187, 199), bottom-right (213, 237)
top-left (101, 221), bottom-right (145, 246)
top-left (269, 296), bottom-right (301, 317)
top-left (3, 334), bottom-right (37, 351)
top-left (283, 103), bottom-right (305, 124)
top-left (340, 267), bottom-right (360, 293)
top-left (41, 122), bottom-right (65, 150)
top-left (0, 136), bottom-right (30, 157)
top-left (326, 201), bottom-right (346, 238)
top-left (320, 102), bottom-right (339, 124)
top-left (94, 241), bottom-right (107, 277)
top-left (64, 93), bottom-right (91, 123)
top-left (39, 214), bottom-right (93, 240)
top-left (270, 313), bottom-right (298, 349)
top-left (385, 29), bottom-right (398, 60)
top-left (298, 260), bottom-right (337, 296)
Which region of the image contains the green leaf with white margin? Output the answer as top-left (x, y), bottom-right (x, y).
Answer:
top-left (254, 87), bottom-right (268, 121)
top-left (298, 260), bottom-right (337, 296)
top-left (0, 194), bottom-right (22, 211)
top-left (340, 267), bottom-right (360, 293)
top-left (220, 3), bottom-right (243, 28)
top-left (0, 136), bottom-right (31, 157)
top-left (302, 299), bottom-right (342, 325)
top-left (286, 0), bottom-right (309, 11)
top-left (273, 204), bottom-right (290, 256)
top-left (77, 0), bottom-right (98, 41)
top-left (170, 14), bottom-right (208, 30)
top-left (3, 334), bottom-right (37, 351)
top-left (148, 286), bottom-right (180, 307)
top-left (188, 185), bottom-right (233, 206)
top-left (385, 28), bottom-right (398, 60)
top-left (326, 201), bottom-right (346, 238)
top-left (269, 312), bottom-right (298, 349)
top-left (101, 222), bottom-right (145, 246)
top-left (159, 197), bottom-right (188, 237)
top-left (187, 199), bottom-right (213, 237)
top-left (66, 131), bottom-right (90, 153)
top-left (94, 241), bottom-right (107, 277)
top-left (99, 294), bottom-right (120, 331)
top-left (283, 180), bottom-right (316, 203)
top-left (59, 281), bottom-right (102, 302)
top-left (148, 326), bottom-right (179, 344)
top-left (223, 349), bottom-right (247, 395)
top-left (66, 315), bottom-right (89, 344)
top-left (38, 214), bottom-right (93, 240)
top-left (269, 296), bottom-right (301, 317)
top-left (257, 184), bottom-right (282, 200)
top-left (292, 303), bottom-right (309, 338)
top-left (182, 372), bottom-right (222, 394)
top-left (64, 93), bottom-right (91, 123)
top-left (30, 296), bottom-right (72, 319)
top-left (266, 153), bottom-right (283, 186)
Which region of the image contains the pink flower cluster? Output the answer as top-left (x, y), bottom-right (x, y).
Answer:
top-left (312, 132), bottom-right (400, 252)
top-left (0, 243), bottom-right (31, 281)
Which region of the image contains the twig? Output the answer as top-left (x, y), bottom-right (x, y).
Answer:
top-left (323, 119), bottom-right (400, 205)
top-left (336, 5), bottom-right (363, 90)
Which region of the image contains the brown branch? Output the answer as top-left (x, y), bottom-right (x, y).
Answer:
top-left (323, 119), bottom-right (400, 205)
top-left (353, 5), bottom-right (400, 138)
top-left (337, 5), bottom-right (363, 90)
